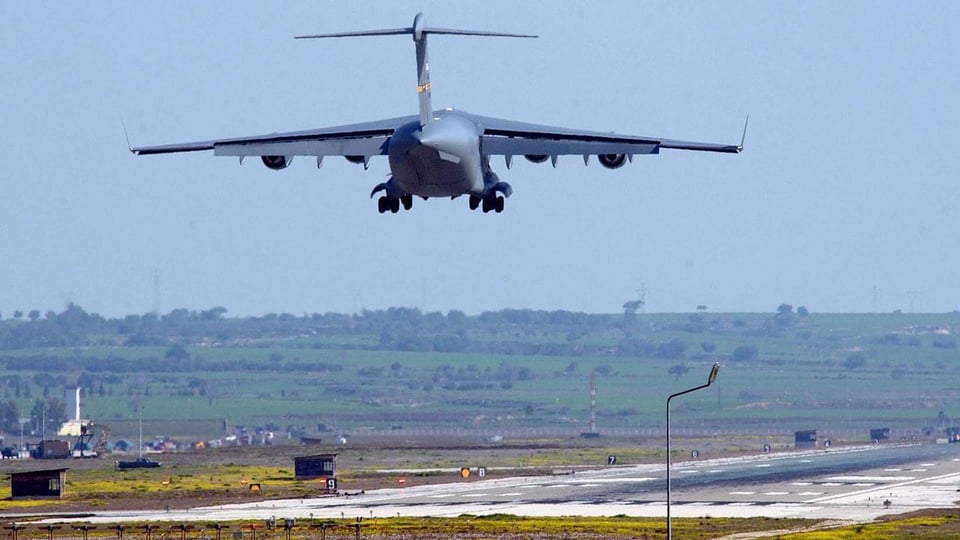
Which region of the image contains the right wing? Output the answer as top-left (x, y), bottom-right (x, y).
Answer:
top-left (129, 115), bottom-right (419, 161)
top-left (474, 114), bottom-right (745, 161)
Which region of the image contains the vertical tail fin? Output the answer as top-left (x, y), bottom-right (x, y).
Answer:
top-left (296, 12), bottom-right (536, 127)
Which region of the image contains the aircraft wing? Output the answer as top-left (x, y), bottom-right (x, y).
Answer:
top-left (129, 115), bottom-right (419, 159)
top-left (474, 114), bottom-right (744, 159)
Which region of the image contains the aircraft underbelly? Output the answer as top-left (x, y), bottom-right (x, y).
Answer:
top-left (398, 146), bottom-right (472, 197)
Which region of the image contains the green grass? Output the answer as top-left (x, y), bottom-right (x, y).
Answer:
top-left (3, 312), bottom-right (960, 437)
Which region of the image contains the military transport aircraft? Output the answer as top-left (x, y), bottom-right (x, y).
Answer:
top-left (131, 12), bottom-right (745, 214)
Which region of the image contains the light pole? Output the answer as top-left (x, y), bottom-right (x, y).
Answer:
top-left (666, 362), bottom-right (720, 540)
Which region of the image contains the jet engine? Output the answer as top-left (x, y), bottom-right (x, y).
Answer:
top-left (524, 154), bottom-right (549, 164)
top-left (598, 153), bottom-right (627, 169)
top-left (261, 155), bottom-right (292, 170)
top-left (345, 155), bottom-right (366, 165)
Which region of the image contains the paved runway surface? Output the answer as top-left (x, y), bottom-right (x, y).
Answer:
top-left (39, 443), bottom-right (960, 524)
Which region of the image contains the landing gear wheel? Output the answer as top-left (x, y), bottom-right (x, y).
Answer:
top-left (495, 196), bottom-right (504, 213)
top-left (481, 197), bottom-right (492, 213)
top-left (390, 197), bottom-right (400, 213)
top-left (469, 196), bottom-right (481, 211)
top-left (377, 196), bottom-right (389, 214)
top-left (401, 194), bottom-right (413, 211)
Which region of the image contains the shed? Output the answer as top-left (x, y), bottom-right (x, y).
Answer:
top-left (794, 430), bottom-right (817, 449)
top-left (9, 468), bottom-right (68, 499)
top-left (294, 454), bottom-right (337, 480)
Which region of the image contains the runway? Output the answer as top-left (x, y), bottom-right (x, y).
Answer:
top-left (36, 442), bottom-right (960, 524)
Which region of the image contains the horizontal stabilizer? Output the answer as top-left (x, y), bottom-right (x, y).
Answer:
top-left (295, 28), bottom-right (411, 39)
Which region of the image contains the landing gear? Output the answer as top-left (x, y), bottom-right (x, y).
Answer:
top-left (377, 196), bottom-right (401, 214)
top-left (469, 195), bottom-right (481, 211)
top-left (401, 194), bottom-right (413, 211)
top-left (478, 195), bottom-right (504, 213)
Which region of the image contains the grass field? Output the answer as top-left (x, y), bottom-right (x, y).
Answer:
top-left (1, 311), bottom-right (959, 444)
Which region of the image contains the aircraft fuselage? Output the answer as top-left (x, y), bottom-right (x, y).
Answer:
top-left (388, 111), bottom-right (485, 198)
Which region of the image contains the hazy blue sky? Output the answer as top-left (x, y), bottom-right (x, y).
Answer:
top-left (2, 1), bottom-right (958, 317)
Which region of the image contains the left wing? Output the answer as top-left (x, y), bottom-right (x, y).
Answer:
top-left (129, 115), bottom-right (419, 162)
top-left (475, 114), bottom-right (745, 163)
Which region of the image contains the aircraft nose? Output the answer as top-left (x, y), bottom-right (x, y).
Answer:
top-left (415, 125), bottom-right (444, 149)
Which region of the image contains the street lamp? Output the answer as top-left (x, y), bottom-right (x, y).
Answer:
top-left (666, 362), bottom-right (720, 540)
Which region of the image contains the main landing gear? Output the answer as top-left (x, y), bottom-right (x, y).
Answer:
top-left (469, 195), bottom-right (504, 213)
top-left (377, 194), bottom-right (414, 214)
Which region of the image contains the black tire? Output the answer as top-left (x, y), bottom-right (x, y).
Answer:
top-left (401, 194), bottom-right (413, 211)
top-left (495, 196), bottom-right (504, 213)
top-left (390, 198), bottom-right (400, 213)
top-left (469, 196), bottom-right (480, 210)
top-left (378, 196), bottom-right (388, 213)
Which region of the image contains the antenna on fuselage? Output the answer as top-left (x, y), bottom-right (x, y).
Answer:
top-left (295, 12), bottom-right (536, 127)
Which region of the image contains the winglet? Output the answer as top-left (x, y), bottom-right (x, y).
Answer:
top-left (122, 121), bottom-right (135, 154)
top-left (737, 115), bottom-right (749, 153)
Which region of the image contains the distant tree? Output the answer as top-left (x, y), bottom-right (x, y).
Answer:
top-left (200, 307), bottom-right (227, 320)
top-left (656, 339), bottom-right (688, 359)
top-left (391, 361), bottom-right (402, 374)
top-left (165, 343), bottom-right (190, 362)
top-left (668, 363), bottom-right (690, 380)
top-left (775, 304), bottom-right (797, 327)
top-left (14, 310), bottom-right (23, 319)
top-left (796, 306), bottom-right (809, 317)
top-left (27, 310), bottom-right (40, 321)
top-left (933, 337), bottom-right (957, 349)
top-left (594, 365), bottom-right (613, 376)
top-left (0, 400), bottom-right (19, 433)
top-left (731, 345), bottom-right (759, 363)
top-left (843, 352), bottom-right (868, 370)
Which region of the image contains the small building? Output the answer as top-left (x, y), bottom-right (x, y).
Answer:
top-left (294, 454), bottom-right (337, 480)
top-left (795, 430), bottom-right (817, 449)
top-left (870, 428), bottom-right (890, 442)
top-left (10, 468), bottom-right (68, 499)
top-left (946, 427), bottom-right (960, 443)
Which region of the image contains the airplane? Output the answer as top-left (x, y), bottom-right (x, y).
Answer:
top-left (130, 12), bottom-right (745, 214)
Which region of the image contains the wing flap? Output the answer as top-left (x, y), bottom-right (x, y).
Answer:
top-left (214, 136), bottom-right (390, 158)
top-left (481, 136), bottom-right (658, 157)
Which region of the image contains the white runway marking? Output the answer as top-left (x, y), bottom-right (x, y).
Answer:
top-left (797, 491), bottom-right (823, 496)
top-left (826, 476), bottom-right (914, 483)
top-left (730, 491), bottom-right (756, 495)
top-left (763, 491), bottom-right (789, 496)
top-left (792, 482), bottom-right (812, 486)
top-left (755, 464), bottom-right (772, 468)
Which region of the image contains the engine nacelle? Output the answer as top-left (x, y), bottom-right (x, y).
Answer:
top-left (261, 155), bottom-right (292, 170)
top-left (598, 153), bottom-right (627, 169)
top-left (524, 154), bottom-right (549, 164)
top-left (345, 155), bottom-right (366, 165)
